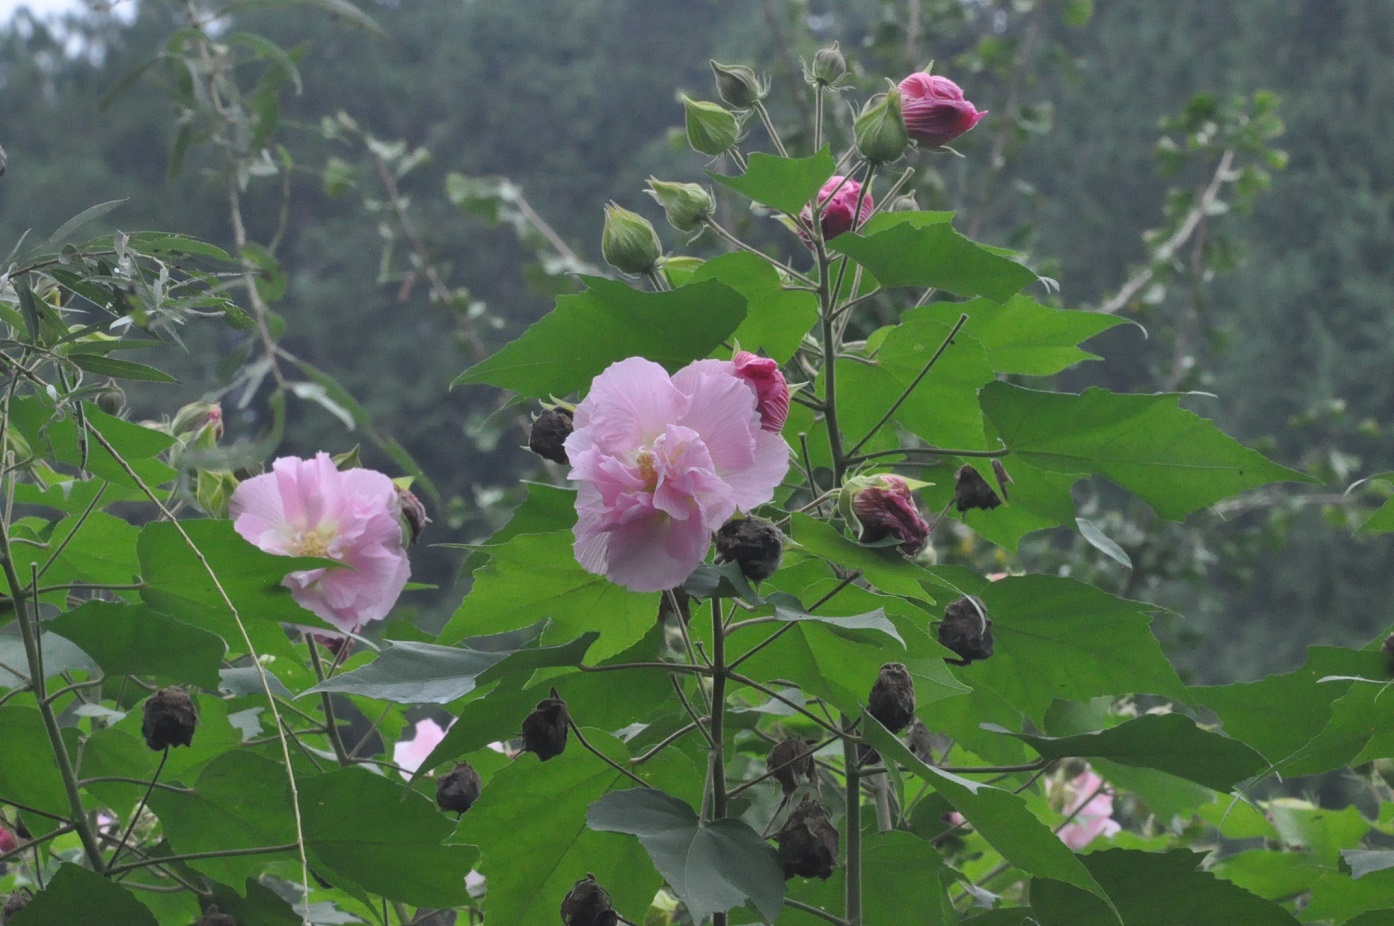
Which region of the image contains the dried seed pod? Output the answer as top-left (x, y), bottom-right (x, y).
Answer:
top-left (766, 736), bottom-right (817, 795)
top-left (142, 687), bottom-right (198, 750)
top-left (560, 873), bottom-right (618, 926)
top-left (715, 517), bottom-right (784, 581)
top-left (867, 663), bottom-right (916, 734)
top-left (953, 465), bottom-right (1001, 512)
top-left (2, 892), bottom-right (31, 925)
top-left (938, 596), bottom-right (993, 666)
top-left (436, 762), bottom-right (483, 814)
top-left (775, 798), bottom-right (839, 880)
top-left (397, 487), bottom-right (429, 545)
top-left (528, 408), bottom-right (574, 465)
top-left (905, 717), bottom-right (939, 765)
top-left (521, 688), bottom-right (570, 761)
top-left (196, 905), bottom-right (237, 926)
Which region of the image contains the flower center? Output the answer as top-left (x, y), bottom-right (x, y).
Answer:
top-left (293, 528), bottom-right (334, 559)
top-left (635, 448), bottom-right (659, 490)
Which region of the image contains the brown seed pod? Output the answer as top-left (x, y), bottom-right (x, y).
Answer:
top-left (521, 688), bottom-right (570, 761)
top-left (775, 798), bottom-right (839, 880)
top-left (867, 663), bottom-right (916, 734)
top-left (142, 687), bottom-right (198, 751)
top-left (195, 905), bottom-right (237, 926)
top-left (715, 516), bottom-right (784, 581)
top-left (397, 487), bottom-right (429, 545)
top-left (436, 762), bottom-right (483, 814)
top-left (528, 408), bottom-right (574, 465)
top-left (953, 464), bottom-right (1002, 512)
top-left (938, 596), bottom-right (994, 666)
top-left (560, 873), bottom-right (618, 926)
top-left (766, 737), bottom-right (817, 795)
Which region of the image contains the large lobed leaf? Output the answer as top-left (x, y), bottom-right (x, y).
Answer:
top-left (707, 147), bottom-right (835, 215)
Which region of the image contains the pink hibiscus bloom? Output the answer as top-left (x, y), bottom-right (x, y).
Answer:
top-left (565, 357), bottom-right (790, 592)
top-left (394, 717), bottom-right (453, 779)
top-left (1050, 766), bottom-right (1121, 850)
top-left (230, 453), bottom-right (410, 634)
top-left (898, 73), bottom-right (987, 149)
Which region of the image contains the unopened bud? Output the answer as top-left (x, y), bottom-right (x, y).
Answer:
top-left (775, 798), bottom-right (839, 880)
top-left (601, 203), bottom-right (662, 276)
top-left (96, 380), bottom-right (126, 416)
top-left (436, 762), bottom-right (483, 814)
top-left (142, 687), bottom-right (198, 750)
top-left (939, 596), bottom-right (993, 665)
top-left (854, 88), bottom-right (909, 164)
top-left (560, 874), bottom-right (618, 926)
top-left (171, 401), bottom-right (224, 446)
top-left (808, 43), bottom-right (847, 87)
top-left (520, 687), bottom-right (569, 761)
top-left (645, 178), bottom-right (715, 233)
top-left (528, 408), bottom-right (573, 465)
top-left (683, 96), bottom-right (740, 156)
top-left (711, 60), bottom-right (768, 109)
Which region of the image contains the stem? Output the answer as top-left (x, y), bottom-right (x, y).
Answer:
top-left (753, 100), bottom-right (789, 157)
top-left (110, 748), bottom-right (168, 869)
top-left (785, 897), bottom-right (850, 926)
top-left (845, 444), bottom-right (1008, 466)
top-left (703, 218), bottom-right (814, 285)
top-left (844, 313), bottom-right (969, 457)
top-left (568, 719), bottom-right (651, 789)
top-left (669, 673), bottom-right (715, 749)
top-left (308, 639), bottom-right (352, 766)
top-left (105, 842), bottom-right (301, 877)
top-left (708, 599), bottom-right (729, 821)
top-left (842, 716), bottom-right (863, 926)
top-left (631, 721), bottom-right (700, 765)
top-left (726, 671), bottom-right (854, 740)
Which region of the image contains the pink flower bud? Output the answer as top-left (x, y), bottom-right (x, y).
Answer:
top-left (798, 175), bottom-right (873, 247)
top-left (849, 474), bottom-right (930, 555)
top-left (898, 73), bottom-right (987, 149)
top-left (732, 351), bottom-right (790, 432)
top-left (0, 822), bottom-right (17, 854)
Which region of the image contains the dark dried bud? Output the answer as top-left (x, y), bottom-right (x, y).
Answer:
top-left (521, 688), bottom-right (569, 761)
top-left (939, 596), bottom-right (993, 665)
top-left (560, 874), bottom-right (618, 926)
top-left (436, 762), bottom-right (483, 814)
top-left (1384, 633), bottom-right (1394, 657)
top-left (991, 459), bottom-right (1013, 501)
top-left (905, 717), bottom-right (939, 765)
top-left (867, 662), bottom-right (916, 734)
top-left (2, 892), bottom-right (31, 925)
top-left (657, 587), bottom-right (691, 625)
top-left (766, 736), bottom-right (817, 795)
top-left (715, 517), bottom-right (784, 581)
top-left (953, 465), bottom-right (1001, 512)
top-left (196, 905), bottom-right (237, 926)
top-left (397, 486), bottom-right (429, 545)
top-left (529, 408), bottom-right (573, 465)
top-left (775, 798), bottom-right (839, 880)
top-left (142, 687), bottom-right (198, 750)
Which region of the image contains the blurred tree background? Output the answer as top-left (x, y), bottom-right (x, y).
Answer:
top-left (1, 0), bottom-right (1390, 680)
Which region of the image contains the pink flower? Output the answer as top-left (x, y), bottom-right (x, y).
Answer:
top-left (848, 474), bottom-right (930, 555)
top-left (732, 351), bottom-right (790, 432)
top-left (898, 73), bottom-right (987, 148)
top-left (231, 452), bottom-right (410, 634)
top-left (798, 176), bottom-right (873, 247)
top-left (565, 357), bottom-right (790, 592)
top-left (1050, 767), bottom-right (1121, 850)
top-left (394, 717), bottom-right (453, 779)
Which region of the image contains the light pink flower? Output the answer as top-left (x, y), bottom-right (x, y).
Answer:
top-left (565, 357), bottom-right (790, 592)
top-left (798, 176), bottom-right (874, 247)
top-left (1050, 767), bottom-right (1121, 850)
top-left (394, 717), bottom-right (453, 779)
top-left (898, 73), bottom-right (987, 148)
top-left (732, 351), bottom-right (790, 432)
top-left (231, 452), bottom-right (410, 634)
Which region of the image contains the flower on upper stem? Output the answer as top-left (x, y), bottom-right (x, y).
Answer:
top-left (797, 175), bottom-right (874, 248)
top-left (898, 72), bottom-right (987, 149)
top-left (840, 473), bottom-right (932, 556)
top-left (394, 717), bottom-right (453, 779)
top-left (1049, 765), bottom-right (1121, 850)
top-left (230, 452), bottom-right (411, 634)
top-left (565, 356), bottom-right (790, 592)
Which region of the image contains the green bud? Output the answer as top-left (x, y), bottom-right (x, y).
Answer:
top-left (645, 178), bottom-right (716, 233)
top-left (170, 401), bottom-right (224, 446)
top-left (809, 42), bottom-right (847, 87)
top-left (710, 60), bottom-right (768, 109)
top-left (601, 203), bottom-right (663, 275)
top-left (854, 87), bottom-right (909, 164)
top-left (683, 96), bottom-right (740, 156)
top-left (888, 191), bottom-right (920, 212)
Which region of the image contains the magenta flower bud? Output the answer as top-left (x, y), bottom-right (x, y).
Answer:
top-left (898, 73), bottom-right (987, 149)
top-left (0, 822), bottom-right (17, 854)
top-left (846, 474), bottom-right (930, 555)
top-left (732, 350), bottom-right (789, 432)
top-left (797, 176), bottom-right (873, 248)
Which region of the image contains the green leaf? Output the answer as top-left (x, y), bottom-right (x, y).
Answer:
top-left (982, 383), bottom-right (1315, 519)
top-left (48, 601), bottom-right (227, 689)
top-left (452, 276), bottom-right (746, 398)
top-left (0, 706), bottom-right (72, 816)
top-left (1075, 517), bottom-right (1134, 569)
top-left (122, 231), bottom-right (233, 261)
top-left (23, 199), bottom-right (126, 259)
top-left (1359, 476), bottom-right (1394, 533)
top-left (224, 0), bottom-right (386, 37)
top-left (68, 353), bottom-right (179, 382)
top-left (951, 574), bottom-right (1188, 723)
top-left (689, 252), bottom-right (818, 362)
top-left (305, 620), bottom-right (597, 704)
top-left (461, 733), bottom-right (664, 926)
top-left (9, 863), bottom-right (158, 926)
top-left (986, 713), bottom-right (1266, 791)
top-left (587, 788), bottom-right (785, 924)
top-left (1345, 851), bottom-right (1394, 880)
top-left (439, 529), bottom-right (656, 663)
top-left (6, 398), bottom-right (176, 491)
top-left (829, 216), bottom-right (1039, 302)
top-left (148, 751), bottom-right (298, 892)
top-left (789, 513), bottom-right (936, 601)
top-left (861, 716), bottom-right (1119, 920)
top-left (767, 596), bottom-right (904, 644)
top-left (302, 766), bottom-right (477, 907)
top-left (905, 295), bottom-right (1130, 376)
top-left (0, 632), bottom-right (96, 690)
top-left (707, 148), bottom-right (835, 214)
top-left (1030, 849), bottom-right (1300, 926)
top-left (1210, 849), bottom-right (1322, 901)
